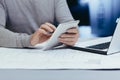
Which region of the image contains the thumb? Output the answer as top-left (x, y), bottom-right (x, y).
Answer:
top-left (30, 29), bottom-right (47, 46)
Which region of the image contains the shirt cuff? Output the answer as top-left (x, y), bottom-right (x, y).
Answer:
top-left (20, 34), bottom-right (32, 47)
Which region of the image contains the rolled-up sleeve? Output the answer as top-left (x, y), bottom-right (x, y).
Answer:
top-left (55, 0), bottom-right (74, 23)
top-left (0, 2), bottom-right (31, 48)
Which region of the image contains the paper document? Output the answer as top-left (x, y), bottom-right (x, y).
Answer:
top-left (34, 20), bottom-right (79, 50)
top-left (1, 40), bottom-right (120, 69)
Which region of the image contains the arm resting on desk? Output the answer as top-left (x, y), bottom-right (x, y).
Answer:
top-left (0, 4), bottom-right (31, 48)
top-left (0, 27), bottom-right (31, 48)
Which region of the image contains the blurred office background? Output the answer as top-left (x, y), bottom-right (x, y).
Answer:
top-left (67, 0), bottom-right (120, 38)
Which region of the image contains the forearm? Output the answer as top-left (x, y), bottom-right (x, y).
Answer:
top-left (0, 27), bottom-right (31, 48)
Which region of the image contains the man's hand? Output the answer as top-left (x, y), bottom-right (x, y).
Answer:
top-left (59, 27), bottom-right (79, 46)
top-left (30, 23), bottom-right (56, 46)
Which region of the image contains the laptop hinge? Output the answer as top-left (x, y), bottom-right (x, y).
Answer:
top-left (67, 46), bottom-right (107, 55)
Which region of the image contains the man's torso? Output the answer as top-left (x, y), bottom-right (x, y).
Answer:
top-left (1, 0), bottom-right (55, 34)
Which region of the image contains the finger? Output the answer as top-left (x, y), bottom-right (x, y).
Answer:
top-left (60, 33), bottom-right (76, 38)
top-left (40, 28), bottom-right (53, 36)
top-left (36, 29), bottom-right (51, 37)
top-left (45, 22), bottom-right (56, 31)
top-left (40, 24), bottom-right (54, 32)
top-left (58, 37), bottom-right (75, 42)
top-left (59, 40), bottom-right (75, 46)
top-left (66, 28), bottom-right (78, 34)
top-left (37, 29), bottom-right (47, 35)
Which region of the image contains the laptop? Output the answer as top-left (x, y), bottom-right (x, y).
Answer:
top-left (68, 18), bottom-right (120, 55)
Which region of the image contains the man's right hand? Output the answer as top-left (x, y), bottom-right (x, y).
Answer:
top-left (30, 22), bottom-right (56, 46)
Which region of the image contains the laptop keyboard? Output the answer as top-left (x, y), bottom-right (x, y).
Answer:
top-left (86, 42), bottom-right (111, 50)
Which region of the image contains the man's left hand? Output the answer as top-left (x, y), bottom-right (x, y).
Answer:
top-left (59, 27), bottom-right (79, 46)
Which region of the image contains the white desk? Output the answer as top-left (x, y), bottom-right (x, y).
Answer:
top-left (0, 69), bottom-right (120, 80)
top-left (0, 37), bottom-right (120, 80)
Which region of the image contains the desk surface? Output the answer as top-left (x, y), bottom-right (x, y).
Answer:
top-left (0, 69), bottom-right (120, 80)
top-left (0, 37), bottom-right (120, 80)
top-left (0, 37), bottom-right (120, 69)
